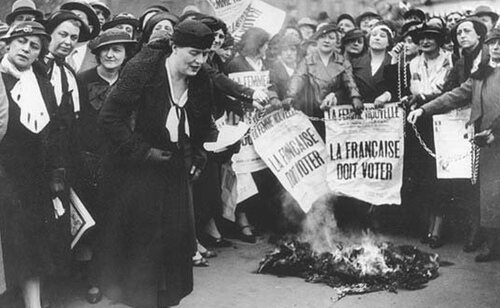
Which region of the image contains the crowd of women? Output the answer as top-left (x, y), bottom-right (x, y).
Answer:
top-left (0, 0), bottom-right (499, 307)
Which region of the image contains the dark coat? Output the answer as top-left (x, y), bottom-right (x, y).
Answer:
top-left (443, 45), bottom-right (489, 92)
top-left (269, 59), bottom-right (293, 100)
top-left (351, 52), bottom-right (392, 104)
top-left (0, 61), bottom-right (70, 289)
top-left (94, 46), bottom-right (217, 307)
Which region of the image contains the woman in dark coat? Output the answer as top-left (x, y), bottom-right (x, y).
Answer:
top-left (93, 20), bottom-right (217, 307)
top-left (0, 22), bottom-right (68, 308)
top-left (76, 28), bottom-right (137, 303)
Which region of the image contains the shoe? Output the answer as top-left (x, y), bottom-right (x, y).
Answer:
top-left (193, 256), bottom-right (209, 267)
top-left (239, 226), bottom-right (256, 243)
top-left (201, 250), bottom-right (217, 258)
top-left (86, 287), bottom-right (102, 304)
top-left (200, 234), bottom-right (233, 248)
top-left (429, 236), bottom-right (443, 249)
top-left (421, 233), bottom-right (432, 244)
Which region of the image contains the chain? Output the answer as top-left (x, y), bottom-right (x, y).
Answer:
top-left (410, 122), bottom-right (436, 158)
top-left (471, 139), bottom-right (480, 185)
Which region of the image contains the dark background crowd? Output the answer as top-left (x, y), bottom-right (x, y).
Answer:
top-left (0, 0), bottom-right (499, 307)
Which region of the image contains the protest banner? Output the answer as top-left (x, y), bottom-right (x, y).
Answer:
top-left (229, 71), bottom-right (270, 173)
top-left (325, 103), bottom-right (405, 205)
top-left (433, 108), bottom-right (473, 179)
top-left (70, 188), bottom-right (96, 249)
top-left (207, 0), bottom-right (286, 41)
top-left (236, 172), bottom-right (259, 204)
top-left (251, 109), bottom-right (330, 212)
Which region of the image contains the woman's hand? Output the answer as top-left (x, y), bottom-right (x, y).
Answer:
top-left (252, 89), bottom-right (268, 110)
top-left (320, 93), bottom-right (337, 110)
top-left (389, 42), bottom-right (404, 64)
top-left (473, 130), bottom-right (495, 147)
top-left (352, 98), bottom-right (363, 114)
top-left (374, 91), bottom-right (391, 108)
top-left (146, 148), bottom-right (173, 163)
top-left (407, 108), bottom-right (424, 124)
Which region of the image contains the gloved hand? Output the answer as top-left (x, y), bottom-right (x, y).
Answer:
top-left (146, 148), bottom-right (173, 164)
top-left (374, 91), bottom-right (391, 108)
top-left (320, 93), bottom-right (337, 111)
top-left (473, 130), bottom-right (495, 147)
top-left (282, 98), bottom-right (294, 111)
top-left (405, 94), bottom-right (425, 110)
top-left (352, 98), bottom-right (364, 115)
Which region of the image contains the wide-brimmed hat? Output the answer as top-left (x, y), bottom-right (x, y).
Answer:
top-left (0, 20), bottom-right (50, 41)
top-left (60, 0), bottom-right (100, 39)
top-left (102, 12), bottom-right (140, 32)
top-left (337, 14), bottom-right (355, 26)
top-left (485, 27), bottom-right (500, 44)
top-left (411, 23), bottom-right (446, 45)
top-left (403, 9), bottom-right (426, 22)
top-left (450, 17), bottom-right (488, 45)
top-left (90, 1), bottom-right (111, 19)
top-left (6, 0), bottom-right (44, 25)
top-left (139, 5), bottom-right (170, 30)
top-left (355, 11), bottom-right (381, 26)
top-left (88, 28), bottom-right (137, 53)
top-left (474, 5), bottom-right (499, 25)
top-left (0, 22), bottom-right (9, 37)
top-left (43, 9), bottom-right (91, 42)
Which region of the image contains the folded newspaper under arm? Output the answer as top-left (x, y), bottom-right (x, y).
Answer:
top-left (69, 188), bottom-right (96, 249)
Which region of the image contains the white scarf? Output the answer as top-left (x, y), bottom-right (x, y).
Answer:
top-left (409, 49), bottom-right (453, 96)
top-left (165, 58), bottom-right (190, 143)
top-left (49, 57), bottom-right (80, 113)
top-left (1, 57), bottom-right (49, 134)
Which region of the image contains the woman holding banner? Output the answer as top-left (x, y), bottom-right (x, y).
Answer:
top-left (284, 23), bottom-right (362, 139)
top-left (408, 28), bottom-right (500, 262)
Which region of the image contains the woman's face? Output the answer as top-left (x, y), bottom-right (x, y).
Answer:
top-left (488, 38), bottom-right (500, 62)
top-left (215, 46), bottom-right (232, 62)
top-left (211, 29), bottom-right (225, 51)
top-left (280, 45), bottom-right (298, 66)
top-left (150, 20), bottom-right (173, 42)
top-left (360, 17), bottom-right (378, 33)
top-left (299, 25), bottom-right (314, 40)
top-left (99, 43), bottom-right (126, 70)
top-left (317, 31), bottom-right (337, 54)
top-left (116, 24), bottom-right (135, 38)
top-left (456, 21), bottom-right (480, 50)
top-left (284, 28), bottom-right (301, 41)
top-left (345, 37), bottom-right (364, 55)
top-left (446, 13), bottom-right (462, 30)
top-left (258, 42), bottom-right (268, 59)
top-left (369, 27), bottom-right (390, 51)
top-left (419, 35), bottom-right (439, 54)
top-left (338, 19), bottom-right (355, 34)
top-left (7, 35), bottom-right (42, 70)
top-left (173, 45), bottom-right (209, 76)
top-left (403, 35), bottom-right (419, 56)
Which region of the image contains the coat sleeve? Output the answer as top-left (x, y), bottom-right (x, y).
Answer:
top-left (98, 59), bottom-right (151, 162)
top-left (286, 58), bottom-right (307, 104)
top-left (340, 58), bottom-right (361, 100)
top-left (421, 78), bottom-right (473, 115)
top-left (203, 64), bottom-right (254, 106)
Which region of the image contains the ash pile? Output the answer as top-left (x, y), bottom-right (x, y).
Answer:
top-left (258, 237), bottom-right (440, 299)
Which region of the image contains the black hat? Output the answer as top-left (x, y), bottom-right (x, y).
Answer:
top-left (90, 1), bottom-right (111, 19)
top-left (474, 6), bottom-right (499, 25)
top-left (88, 28), bottom-right (137, 54)
top-left (172, 20), bottom-right (214, 50)
top-left (313, 23), bottom-right (339, 40)
top-left (141, 12), bottom-right (179, 44)
top-left (485, 27), bottom-right (500, 44)
top-left (60, 0), bottom-right (100, 39)
top-left (43, 10), bottom-right (91, 42)
top-left (341, 28), bottom-right (364, 45)
top-left (6, 0), bottom-right (44, 25)
top-left (401, 20), bottom-right (423, 37)
top-left (403, 9), bottom-right (426, 22)
top-left (450, 17), bottom-right (488, 46)
top-left (221, 32), bottom-right (234, 48)
top-left (1, 21), bottom-right (50, 41)
top-left (411, 23), bottom-right (446, 45)
top-left (196, 15), bottom-right (228, 34)
top-left (355, 11), bottom-right (381, 26)
top-left (102, 12), bottom-right (140, 31)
